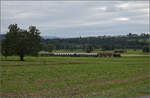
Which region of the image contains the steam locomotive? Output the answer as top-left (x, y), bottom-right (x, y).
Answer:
top-left (40, 53), bottom-right (121, 57)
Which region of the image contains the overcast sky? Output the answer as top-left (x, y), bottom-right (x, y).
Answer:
top-left (1, 1), bottom-right (149, 38)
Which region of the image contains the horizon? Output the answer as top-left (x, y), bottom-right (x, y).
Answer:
top-left (41, 32), bottom-right (150, 39)
top-left (1, 1), bottom-right (149, 38)
top-left (1, 32), bottom-right (149, 39)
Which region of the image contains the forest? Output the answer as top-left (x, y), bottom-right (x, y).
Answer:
top-left (41, 33), bottom-right (150, 52)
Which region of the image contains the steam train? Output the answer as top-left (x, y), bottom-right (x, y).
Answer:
top-left (40, 53), bottom-right (121, 57)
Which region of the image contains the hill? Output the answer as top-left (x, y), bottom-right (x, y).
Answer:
top-left (0, 34), bottom-right (5, 40)
top-left (41, 33), bottom-right (150, 51)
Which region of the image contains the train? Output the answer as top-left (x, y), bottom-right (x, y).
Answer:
top-left (40, 53), bottom-right (121, 57)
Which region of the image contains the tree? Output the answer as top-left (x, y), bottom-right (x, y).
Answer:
top-left (28, 26), bottom-right (41, 56)
top-left (101, 44), bottom-right (114, 51)
top-left (86, 45), bottom-right (94, 53)
top-left (48, 44), bottom-right (53, 52)
top-left (1, 24), bottom-right (41, 61)
top-left (1, 40), bottom-right (13, 59)
top-left (143, 46), bottom-right (150, 53)
top-left (41, 44), bottom-right (53, 52)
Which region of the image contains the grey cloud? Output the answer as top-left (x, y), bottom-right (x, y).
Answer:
top-left (1, 1), bottom-right (149, 38)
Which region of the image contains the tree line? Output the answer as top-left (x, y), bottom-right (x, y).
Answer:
top-left (41, 33), bottom-right (150, 52)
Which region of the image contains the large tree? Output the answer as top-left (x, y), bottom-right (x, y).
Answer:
top-left (2, 24), bottom-right (41, 61)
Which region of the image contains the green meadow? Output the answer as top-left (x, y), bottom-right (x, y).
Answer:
top-left (0, 53), bottom-right (149, 98)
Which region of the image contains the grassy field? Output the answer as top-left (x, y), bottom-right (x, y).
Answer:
top-left (0, 55), bottom-right (149, 98)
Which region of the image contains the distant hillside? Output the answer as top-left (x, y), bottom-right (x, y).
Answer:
top-left (41, 33), bottom-right (150, 51)
top-left (41, 36), bottom-right (61, 39)
top-left (0, 34), bottom-right (5, 40)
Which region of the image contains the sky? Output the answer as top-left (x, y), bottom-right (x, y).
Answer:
top-left (1, 0), bottom-right (149, 38)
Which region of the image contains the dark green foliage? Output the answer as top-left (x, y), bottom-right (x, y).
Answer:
top-left (47, 44), bottom-right (53, 52)
top-left (102, 44), bottom-right (114, 51)
top-left (28, 26), bottom-right (41, 56)
top-left (41, 33), bottom-right (149, 51)
top-left (41, 44), bottom-right (53, 52)
top-left (86, 45), bottom-right (94, 53)
top-left (1, 40), bottom-right (13, 57)
top-left (143, 46), bottom-right (150, 53)
top-left (1, 24), bottom-right (41, 61)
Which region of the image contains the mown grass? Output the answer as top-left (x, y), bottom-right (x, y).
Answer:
top-left (0, 56), bottom-right (149, 98)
